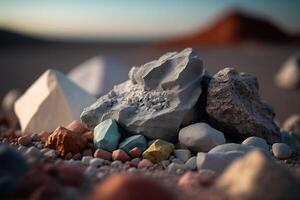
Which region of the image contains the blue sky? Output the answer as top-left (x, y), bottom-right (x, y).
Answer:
top-left (0, 0), bottom-right (299, 41)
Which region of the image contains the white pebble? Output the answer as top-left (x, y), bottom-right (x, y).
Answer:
top-left (174, 149), bottom-right (191, 163)
top-left (272, 143), bottom-right (292, 159)
top-left (185, 156), bottom-right (197, 170)
top-left (82, 156), bottom-right (93, 165)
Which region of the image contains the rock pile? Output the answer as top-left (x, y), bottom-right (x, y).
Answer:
top-left (1, 47), bottom-right (299, 200)
top-left (81, 48), bottom-right (205, 142)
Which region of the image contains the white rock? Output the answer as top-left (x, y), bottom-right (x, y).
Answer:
top-left (209, 143), bottom-right (254, 154)
top-left (174, 149), bottom-right (191, 163)
top-left (89, 158), bottom-right (104, 167)
top-left (242, 136), bottom-right (269, 152)
top-left (185, 156), bottom-right (197, 170)
top-left (68, 56), bottom-right (130, 97)
top-left (272, 143), bottom-right (292, 159)
top-left (275, 54), bottom-right (300, 90)
top-left (197, 151), bottom-right (244, 174)
top-left (179, 123), bottom-right (225, 152)
top-left (43, 149), bottom-right (57, 158)
top-left (14, 69), bottom-right (96, 134)
top-left (81, 156), bottom-right (93, 165)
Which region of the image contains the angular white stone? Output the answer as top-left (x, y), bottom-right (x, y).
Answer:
top-left (68, 56), bottom-right (130, 97)
top-left (14, 69), bottom-right (96, 134)
top-left (179, 123), bottom-right (226, 152)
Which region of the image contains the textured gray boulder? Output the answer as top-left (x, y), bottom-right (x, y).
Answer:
top-left (81, 48), bottom-right (204, 142)
top-left (206, 67), bottom-right (281, 144)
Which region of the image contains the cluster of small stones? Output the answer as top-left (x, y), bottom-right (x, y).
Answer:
top-left (106, 84), bottom-right (169, 112)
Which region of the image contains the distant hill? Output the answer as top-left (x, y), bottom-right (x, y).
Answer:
top-left (156, 10), bottom-right (300, 48)
top-left (0, 29), bottom-right (46, 46)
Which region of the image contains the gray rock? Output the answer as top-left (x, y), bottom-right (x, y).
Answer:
top-left (275, 54), bottom-right (300, 90)
top-left (25, 146), bottom-right (42, 159)
top-left (43, 149), bottom-right (57, 158)
top-left (167, 163), bottom-right (187, 174)
top-left (272, 143), bottom-right (292, 159)
top-left (81, 156), bottom-right (93, 165)
top-left (197, 151), bottom-right (244, 174)
top-left (161, 160), bottom-right (170, 168)
top-left (84, 166), bottom-right (97, 177)
top-left (81, 48), bottom-right (205, 142)
top-left (206, 67), bottom-right (281, 143)
top-left (179, 123), bottom-right (225, 152)
top-left (242, 136), bottom-right (269, 152)
top-left (171, 158), bottom-right (184, 164)
top-left (173, 149), bottom-right (191, 163)
top-left (89, 158), bottom-right (104, 167)
top-left (185, 156), bottom-right (197, 170)
top-left (209, 143), bottom-right (254, 154)
top-left (282, 114), bottom-right (300, 134)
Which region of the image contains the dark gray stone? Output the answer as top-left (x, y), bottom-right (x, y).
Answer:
top-left (206, 67), bottom-right (281, 144)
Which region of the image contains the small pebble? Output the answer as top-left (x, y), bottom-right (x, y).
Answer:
top-left (65, 152), bottom-right (73, 160)
top-left (138, 159), bottom-right (154, 168)
top-left (272, 143), bottom-right (292, 159)
top-left (18, 135), bottom-right (32, 146)
top-left (185, 156), bottom-right (197, 170)
top-left (25, 146), bottom-right (42, 159)
top-left (167, 163), bottom-right (187, 174)
top-left (81, 156), bottom-right (93, 165)
top-left (127, 167), bottom-right (138, 174)
top-left (129, 147), bottom-right (142, 158)
top-left (111, 160), bottom-right (122, 168)
top-left (82, 149), bottom-right (93, 157)
top-left (112, 149), bottom-right (130, 162)
top-left (84, 166), bottom-right (97, 177)
top-left (130, 158), bottom-right (141, 167)
top-left (171, 158), bottom-right (184, 164)
top-left (174, 149), bottom-right (191, 163)
top-left (94, 149), bottom-right (112, 161)
top-left (89, 158), bottom-right (104, 168)
top-left (161, 160), bottom-right (170, 168)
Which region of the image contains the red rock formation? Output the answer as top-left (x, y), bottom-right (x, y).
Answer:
top-left (157, 10), bottom-right (298, 47)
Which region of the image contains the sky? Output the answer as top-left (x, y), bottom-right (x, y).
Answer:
top-left (0, 0), bottom-right (299, 41)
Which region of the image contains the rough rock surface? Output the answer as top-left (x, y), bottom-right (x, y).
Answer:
top-left (46, 126), bottom-right (87, 156)
top-left (216, 150), bottom-right (300, 200)
top-left (14, 69), bottom-right (96, 134)
top-left (275, 54), bottom-right (300, 90)
top-left (206, 67), bottom-right (281, 143)
top-left (81, 48), bottom-right (204, 142)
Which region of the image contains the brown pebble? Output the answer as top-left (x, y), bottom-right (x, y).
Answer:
top-left (129, 147), bottom-right (141, 158)
top-left (178, 170), bottom-right (216, 189)
top-left (73, 153), bottom-right (82, 160)
top-left (89, 174), bottom-right (174, 200)
top-left (65, 152), bottom-right (73, 160)
top-left (83, 149), bottom-right (93, 157)
top-left (138, 159), bottom-right (153, 168)
top-left (18, 135), bottom-right (32, 146)
top-left (94, 149), bottom-right (112, 160)
top-left (112, 149), bottom-right (130, 162)
top-left (66, 120), bottom-right (89, 134)
top-left (37, 131), bottom-right (50, 143)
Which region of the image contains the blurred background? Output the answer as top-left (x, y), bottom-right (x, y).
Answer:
top-left (0, 0), bottom-right (299, 123)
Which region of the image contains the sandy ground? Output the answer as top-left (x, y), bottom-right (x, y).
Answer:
top-left (0, 43), bottom-right (299, 123)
